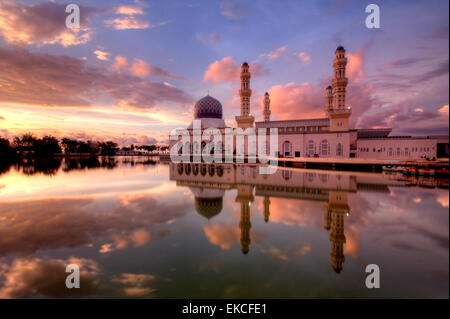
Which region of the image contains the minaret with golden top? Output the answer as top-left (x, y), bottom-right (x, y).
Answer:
top-left (326, 46), bottom-right (351, 131)
top-left (235, 62), bottom-right (255, 128)
top-left (263, 92), bottom-right (271, 122)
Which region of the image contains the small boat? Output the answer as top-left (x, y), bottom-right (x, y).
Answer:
top-left (402, 167), bottom-right (417, 175)
top-left (418, 168), bottom-right (436, 176)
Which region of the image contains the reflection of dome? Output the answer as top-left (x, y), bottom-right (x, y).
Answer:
top-left (194, 95), bottom-right (223, 119)
top-left (195, 197), bottom-right (223, 219)
top-left (189, 187), bottom-right (225, 219)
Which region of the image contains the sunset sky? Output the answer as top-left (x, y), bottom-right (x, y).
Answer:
top-left (0, 0), bottom-right (448, 145)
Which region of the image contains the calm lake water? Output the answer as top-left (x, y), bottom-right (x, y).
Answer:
top-left (0, 157), bottom-right (448, 298)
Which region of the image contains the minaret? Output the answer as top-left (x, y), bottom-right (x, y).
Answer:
top-left (326, 46), bottom-right (351, 131)
top-left (327, 191), bottom-right (349, 273)
top-left (325, 86), bottom-right (333, 111)
top-left (263, 92), bottom-right (271, 122)
top-left (236, 185), bottom-right (254, 254)
top-left (263, 195), bottom-right (270, 222)
top-left (235, 62), bottom-right (255, 129)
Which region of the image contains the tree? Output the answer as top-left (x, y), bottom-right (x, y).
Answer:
top-left (34, 136), bottom-right (62, 157)
top-left (98, 141), bottom-right (118, 156)
top-left (0, 137), bottom-right (15, 159)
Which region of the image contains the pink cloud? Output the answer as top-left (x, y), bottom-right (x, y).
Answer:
top-left (267, 82), bottom-right (325, 120)
top-left (0, 1), bottom-right (99, 47)
top-left (260, 46), bottom-right (287, 60)
top-left (204, 57), bottom-right (268, 83)
top-left (0, 47), bottom-right (192, 109)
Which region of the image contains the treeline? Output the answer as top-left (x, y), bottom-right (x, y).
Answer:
top-left (0, 134), bottom-right (166, 159)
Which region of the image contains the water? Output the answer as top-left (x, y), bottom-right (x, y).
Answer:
top-left (0, 157), bottom-right (448, 298)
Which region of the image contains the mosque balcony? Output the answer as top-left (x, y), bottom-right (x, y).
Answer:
top-left (332, 57), bottom-right (348, 67)
top-left (327, 107), bottom-right (352, 116)
top-left (331, 78), bottom-right (348, 86)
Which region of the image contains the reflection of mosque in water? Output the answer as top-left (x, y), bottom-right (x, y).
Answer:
top-left (170, 163), bottom-right (407, 273)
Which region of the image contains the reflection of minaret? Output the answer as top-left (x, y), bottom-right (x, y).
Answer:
top-left (325, 191), bottom-right (349, 273)
top-left (263, 92), bottom-right (271, 122)
top-left (236, 185), bottom-right (254, 254)
top-left (263, 195), bottom-right (270, 223)
top-left (235, 62), bottom-right (255, 129)
top-left (324, 204), bottom-right (332, 230)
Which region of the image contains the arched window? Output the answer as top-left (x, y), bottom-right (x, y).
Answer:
top-left (396, 147), bottom-right (401, 156)
top-left (282, 170), bottom-right (292, 180)
top-left (320, 140), bottom-right (330, 156)
top-left (283, 141), bottom-right (292, 157)
top-left (184, 163), bottom-right (191, 175)
top-left (388, 148), bottom-right (393, 156)
top-left (405, 148), bottom-right (409, 157)
top-left (307, 140), bottom-right (315, 156)
top-left (208, 165), bottom-right (215, 176)
top-left (336, 143), bottom-right (343, 156)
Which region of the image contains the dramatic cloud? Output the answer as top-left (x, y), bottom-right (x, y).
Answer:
top-left (111, 56), bottom-right (184, 80)
top-left (105, 16), bottom-right (151, 30)
top-left (0, 46), bottom-right (192, 109)
top-left (220, 1), bottom-right (250, 20)
top-left (94, 50), bottom-right (111, 61)
top-left (266, 82), bottom-right (325, 120)
top-left (196, 32), bottom-right (221, 43)
top-left (260, 46), bottom-right (287, 60)
top-left (0, 257), bottom-right (103, 298)
top-left (347, 49), bottom-right (365, 83)
top-left (0, 1), bottom-right (98, 47)
top-left (203, 224), bottom-right (240, 250)
top-left (115, 5), bottom-right (145, 15)
top-left (0, 256), bottom-right (159, 298)
top-left (438, 105), bottom-right (449, 116)
top-left (293, 51), bottom-right (311, 64)
top-left (203, 57), bottom-right (268, 83)
top-left (0, 193), bottom-right (190, 257)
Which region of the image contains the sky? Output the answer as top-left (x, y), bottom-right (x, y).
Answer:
top-left (0, 0), bottom-right (448, 145)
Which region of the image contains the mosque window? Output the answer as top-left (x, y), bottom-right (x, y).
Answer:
top-left (307, 140), bottom-right (315, 156)
top-left (396, 148), bottom-right (401, 156)
top-left (336, 143), bottom-right (343, 156)
top-left (283, 141), bottom-right (292, 157)
top-left (388, 148), bottom-right (393, 156)
top-left (320, 140), bottom-right (330, 156)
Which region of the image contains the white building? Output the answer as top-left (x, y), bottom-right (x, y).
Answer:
top-left (171, 46), bottom-right (449, 160)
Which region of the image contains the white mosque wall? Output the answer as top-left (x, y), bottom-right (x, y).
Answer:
top-left (356, 138), bottom-right (441, 159)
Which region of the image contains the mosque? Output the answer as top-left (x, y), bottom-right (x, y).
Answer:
top-left (174, 46), bottom-right (449, 160)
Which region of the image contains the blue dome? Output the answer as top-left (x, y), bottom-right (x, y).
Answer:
top-left (336, 46), bottom-right (345, 51)
top-left (194, 95), bottom-right (223, 119)
top-left (327, 85), bottom-right (332, 89)
top-left (242, 62), bottom-right (248, 66)
top-left (265, 92), bottom-right (269, 95)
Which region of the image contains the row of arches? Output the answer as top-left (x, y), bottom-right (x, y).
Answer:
top-left (177, 163), bottom-right (224, 177)
top-left (282, 140), bottom-right (344, 157)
